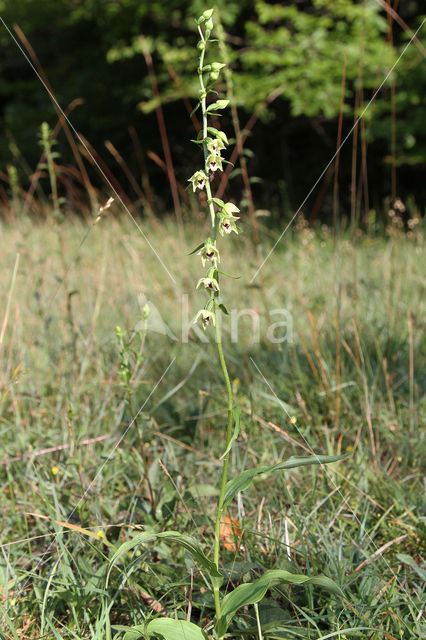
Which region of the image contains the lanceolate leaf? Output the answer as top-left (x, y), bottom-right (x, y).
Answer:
top-left (146, 618), bottom-right (209, 640)
top-left (217, 269), bottom-right (241, 279)
top-left (223, 454), bottom-right (348, 509)
top-left (157, 532), bottom-right (222, 586)
top-left (220, 407), bottom-right (241, 460)
top-left (188, 242), bottom-right (204, 255)
top-left (107, 531), bottom-right (222, 588)
top-left (217, 569), bottom-right (343, 636)
top-left (189, 102), bottom-right (201, 118)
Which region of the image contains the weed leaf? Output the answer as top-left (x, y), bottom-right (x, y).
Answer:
top-left (107, 531), bottom-right (223, 588)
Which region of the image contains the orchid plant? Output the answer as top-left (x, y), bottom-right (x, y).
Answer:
top-left (105, 10), bottom-right (346, 640)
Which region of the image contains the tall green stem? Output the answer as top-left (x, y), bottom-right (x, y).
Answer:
top-left (212, 300), bottom-right (233, 623)
top-left (197, 20), bottom-right (234, 630)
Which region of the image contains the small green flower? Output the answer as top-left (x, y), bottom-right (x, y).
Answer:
top-left (206, 153), bottom-right (223, 173)
top-left (218, 202), bottom-right (240, 236)
top-left (194, 309), bottom-right (216, 329)
top-left (219, 216), bottom-right (239, 236)
top-left (196, 276), bottom-right (220, 292)
top-left (207, 137), bottom-right (225, 156)
top-left (189, 170), bottom-right (208, 192)
top-left (198, 238), bottom-right (220, 266)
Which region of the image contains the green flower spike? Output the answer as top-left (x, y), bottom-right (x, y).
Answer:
top-left (194, 309), bottom-right (216, 329)
top-left (189, 170), bottom-right (208, 192)
top-left (196, 276), bottom-right (220, 292)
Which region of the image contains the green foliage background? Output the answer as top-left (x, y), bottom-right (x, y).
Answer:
top-left (0, 0), bottom-right (425, 217)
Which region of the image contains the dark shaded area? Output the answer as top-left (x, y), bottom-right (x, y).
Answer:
top-left (0, 0), bottom-right (425, 222)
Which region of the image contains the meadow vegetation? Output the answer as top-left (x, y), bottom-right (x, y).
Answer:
top-left (0, 214), bottom-right (424, 638)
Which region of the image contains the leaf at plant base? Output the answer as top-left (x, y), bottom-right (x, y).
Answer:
top-left (217, 569), bottom-right (343, 636)
top-left (107, 531), bottom-right (222, 588)
top-left (116, 624), bottom-right (145, 640)
top-left (222, 454), bottom-right (348, 509)
top-left (220, 407), bottom-right (241, 460)
top-left (146, 618), bottom-right (208, 640)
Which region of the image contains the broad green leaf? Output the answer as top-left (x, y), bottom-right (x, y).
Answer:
top-left (220, 407), bottom-right (241, 460)
top-left (107, 531), bottom-right (222, 588)
top-left (119, 624), bottom-right (145, 640)
top-left (217, 569), bottom-right (343, 636)
top-left (223, 454), bottom-right (347, 509)
top-left (146, 618), bottom-right (208, 640)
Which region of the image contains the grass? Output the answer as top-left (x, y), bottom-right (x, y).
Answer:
top-left (0, 214), bottom-right (424, 639)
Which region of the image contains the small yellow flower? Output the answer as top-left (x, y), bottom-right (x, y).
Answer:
top-left (346, 445), bottom-right (354, 453)
top-left (51, 466), bottom-right (59, 476)
top-left (97, 531), bottom-right (105, 539)
top-left (233, 378), bottom-right (240, 386)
